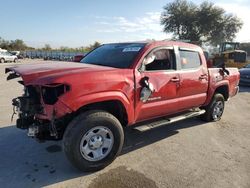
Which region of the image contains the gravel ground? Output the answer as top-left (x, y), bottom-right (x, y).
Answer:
top-left (0, 59), bottom-right (250, 188)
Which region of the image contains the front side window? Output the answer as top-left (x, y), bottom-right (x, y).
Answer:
top-left (179, 50), bottom-right (201, 69)
top-left (81, 43), bottom-right (146, 68)
top-left (145, 49), bottom-right (176, 71)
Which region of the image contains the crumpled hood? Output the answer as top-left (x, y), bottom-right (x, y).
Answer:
top-left (6, 61), bottom-right (116, 85)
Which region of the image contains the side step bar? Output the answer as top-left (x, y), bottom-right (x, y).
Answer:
top-left (134, 109), bottom-right (206, 132)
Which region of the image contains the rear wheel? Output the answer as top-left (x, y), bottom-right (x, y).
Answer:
top-left (63, 110), bottom-right (124, 172)
top-left (201, 93), bottom-right (225, 122)
top-left (0, 58), bottom-right (5, 63)
top-left (14, 58), bottom-right (18, 63)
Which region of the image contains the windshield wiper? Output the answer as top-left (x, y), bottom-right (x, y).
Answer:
top-left (92, 63), bottom-right (109, 67)
top-left (82, 62), bottom-right (119, 68)
top-left (88, 62), bottom-right (115, 67)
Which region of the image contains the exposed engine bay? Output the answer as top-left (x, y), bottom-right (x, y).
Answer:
top-left (8, 70), bottom-right (71, 141)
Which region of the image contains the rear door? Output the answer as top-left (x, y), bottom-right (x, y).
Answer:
top-left (134, 46), bottom-right (181, 122)
top-left (177, 48), bottom-right (209, 110)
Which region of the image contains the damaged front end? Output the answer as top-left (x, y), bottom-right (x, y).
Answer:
top-left (6, 68), bottom-right (72, 141)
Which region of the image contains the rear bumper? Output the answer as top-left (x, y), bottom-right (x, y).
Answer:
top-left (228, 86), bottom-right (239, 101)
top-left (235, 86), bottom-right (239, 96)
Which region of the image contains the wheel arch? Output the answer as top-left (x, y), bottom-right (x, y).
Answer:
top-left (204, 82), bottom-right (229, 106)
top-left (75, 100), bottom-right (129, 126)
top-left (68, 91), bottom-right (134, 126)
top-left (0, 58), bottom-right (5, 62)
top-left (214, 85), bottom-right (229, 101)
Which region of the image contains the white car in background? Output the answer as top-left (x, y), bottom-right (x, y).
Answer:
top-left (0, 51), bottom-right (18, 63)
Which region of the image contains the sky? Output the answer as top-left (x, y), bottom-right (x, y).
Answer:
top-left (1, 0), bottom-right (250, 48)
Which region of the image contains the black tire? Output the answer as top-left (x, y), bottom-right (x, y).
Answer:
top-left (63, 110), bottom-right (124, 172)
top-left (201, 93), bottom-right (225, 122)
top-left (14, 58), bottom-right (18, 63)
top-left (0, 58), bottom-right (5, 63)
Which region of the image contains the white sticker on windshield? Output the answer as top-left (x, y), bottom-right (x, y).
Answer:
top-left (122, 47), bottom-right (141, 52)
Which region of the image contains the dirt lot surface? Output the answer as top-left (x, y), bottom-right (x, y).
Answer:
top-left (0, 59), bottom-right (250, 188)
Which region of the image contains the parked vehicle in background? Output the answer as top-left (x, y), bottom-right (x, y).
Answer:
top-left (36, 51), bottom-right (43, 59)
top-left (213, 42), bottom-right (248, 68)
top-left (6, 41), bottom-right (240, 172)
top-left (50, 51), bottom-right (59, 60)
top-left (30, 51), bottom-right (36, 59)
top-left (17, 52), bottom-right (25, 59)
top-left (73, 53), bottom-right (85, 62)
top-left (10, 51), bottom-right (20, 56)
top-left (43, 51), bottom-right (51, 60)
top-left (10, 51), bottom-right (24, 59)
top-left (23, 51), bottom-right (31, 58)
top-left (63, 52), bottom-right (73, 61)
top-left (239, 64), bottom-right (250, 86)
top-left (24, 50), bottom-right (85, 62)
top-left (0, 51), bottom-right (18, 63)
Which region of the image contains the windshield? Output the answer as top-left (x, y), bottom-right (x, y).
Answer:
top-left (5, 52), bottom-right (12, 56)
top-left (80, 43), bottom-right (146, 68)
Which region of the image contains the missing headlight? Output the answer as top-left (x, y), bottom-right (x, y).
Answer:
top-left (42, 84), bottom-right (70, 105)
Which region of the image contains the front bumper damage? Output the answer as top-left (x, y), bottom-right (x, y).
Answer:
top-left (7, 68), bottom-right (72, 141)
top-left (12, 94), bottom-right (72, 140)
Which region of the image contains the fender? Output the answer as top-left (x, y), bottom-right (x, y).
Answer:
top-left (70, 91), bottom-right (134, 124)
top-left (204, 79), bottom-right (229, 106)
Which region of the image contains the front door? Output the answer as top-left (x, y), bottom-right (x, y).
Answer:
top-left (134, 47), bottom-right (180, 122)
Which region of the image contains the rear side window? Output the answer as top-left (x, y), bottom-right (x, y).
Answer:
top-left (179, 50), bottom-right (201, 69)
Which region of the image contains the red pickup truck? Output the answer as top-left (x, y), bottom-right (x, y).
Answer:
top-left (6, 41), bottom-right (239, 172)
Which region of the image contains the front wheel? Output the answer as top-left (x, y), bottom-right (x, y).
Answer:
top-left (201, 93), bottom-right (225, 122)
top-left (63, 110), bottom-right (124, 172)
top-left (0, 58), bottom-right (5, 63)
top-left (14, 58), bottom-right (18, 63)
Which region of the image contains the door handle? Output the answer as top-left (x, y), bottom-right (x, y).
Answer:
top-left (199, 74), bottom-right (208, 80)
top-left (170, 77), bottom-right (180, 82)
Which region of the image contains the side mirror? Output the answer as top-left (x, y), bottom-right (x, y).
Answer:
top-left (140, 77), bottom-right (154, 102)
top-left (139, 54), bottom-right (156, 72)
top-left (143, 54), bottom-right (156, 65)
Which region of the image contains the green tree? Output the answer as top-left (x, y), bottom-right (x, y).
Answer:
top-left (11, 39), bottom-right (27, 51)
top-left (86, 41), bottom-right (101, 51)
top-left (43, 44), bottom-right (52, 51)
top-left (92, 41), bottom-right (101, 49)
top-left (0, 37), bottom-right (29, 51)
top-left (0, 37), bottom-right (10, 50)
top-left (161, 0), bottom-right (243, 45)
